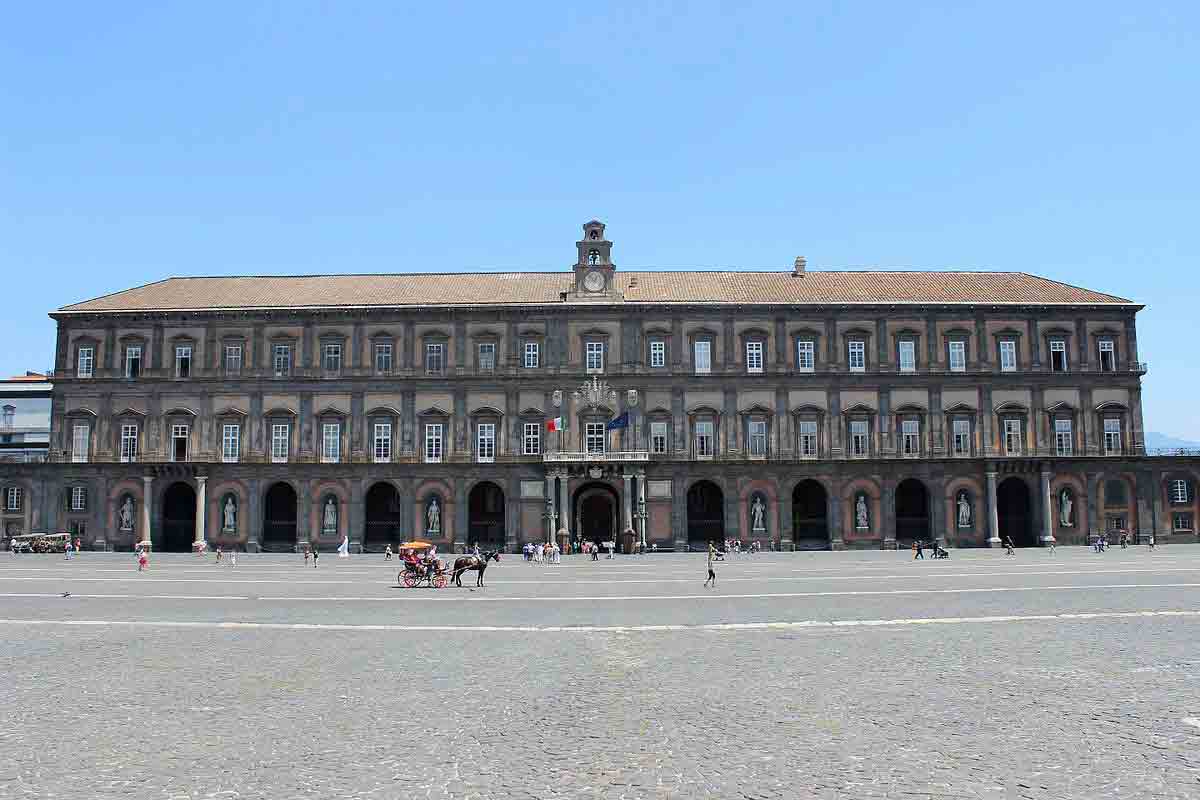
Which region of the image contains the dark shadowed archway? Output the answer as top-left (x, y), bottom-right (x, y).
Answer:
top-left (574, 482), bottom-right (618, 549)
top-left (262, 482), bottom-right (298, 552)
top-left (159, 482), bottom-right (196, 552)
top-left (364, 482), bottom-right (401, 552)
top-left (895, 479), bottom-right (930, 545)
top-left (792, 480), bottom-right (829, 550)
top-left (468, 482), bottom-right (505, 551)
top-left (998, 477), bottom-right (1035, 547)
top-left (687, 480), bottom-right (724, 550)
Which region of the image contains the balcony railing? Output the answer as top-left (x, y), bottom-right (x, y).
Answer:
top-left (543, 450), bottom-right (649, 463)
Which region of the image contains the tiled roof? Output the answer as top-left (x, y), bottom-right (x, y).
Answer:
top-left (56, 270), bottom-right (1134, 313)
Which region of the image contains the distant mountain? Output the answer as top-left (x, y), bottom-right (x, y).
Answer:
top-left (1145, 431), bottom-right (1200, 451)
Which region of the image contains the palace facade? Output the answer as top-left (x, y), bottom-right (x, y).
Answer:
top-left (2, 220), bottom-right (1198, 552)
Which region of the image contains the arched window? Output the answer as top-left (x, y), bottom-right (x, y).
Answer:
top-left (587, 249), bottom-right (600, 265)
top-left (0, 406), bottom-right (14, 428)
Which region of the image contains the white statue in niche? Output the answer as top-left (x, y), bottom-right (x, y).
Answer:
top-left (322, 498), bottom-right (338, 535)
top-left (222, 497), bottom-right (237, 532)
top-left (957, 492), bottom-right (972, 528)
top-left (427, 498), bottom-right (441, 534)
top-left (1060, 489), bottom-right (1074, 527)
top-left (119, 497), bottom-right (135, 531)
top-left (855, 495), bottom-right (869, 529)
top-left (751, 496), bottom-right (766, 531)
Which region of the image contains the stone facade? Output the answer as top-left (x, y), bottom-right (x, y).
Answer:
top-left (3, 221), bottom-right (1197, 551)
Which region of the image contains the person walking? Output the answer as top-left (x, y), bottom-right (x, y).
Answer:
top-left (64, 539), bottom-right (73, 561)
top-left (704, 546), bottom-right (717, 588)
top-left (303, 547), bottom-right (310, 565)
top-left (1003, 535), bottom-right (1015, 556)
top-left (230, 550), bottom-right (237, 568)
top-left (215, 546), bottom-right (223, 564)
top-left (74, 537), bottom-right (81, 555)
top-left (8, 538), bottom-right (15, 556)
top-left (591, 541), bottom-right (599, 561)
top-left (137, 547), bottom-right (148, 572)
top-left (312, 546), bottom-right (319, 568)
top-left (913, 540), bottom-right (924, 560)
top-left (384, 545), bottom-right (393, 561)
top-left (1148, 534), bottom-right (1157, 551)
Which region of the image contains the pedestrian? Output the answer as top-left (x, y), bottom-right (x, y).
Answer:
top-left (1149, 534), bottom-right (1156, 551)
top-left (912, 540), bottom-right (922, 560)
top-left (591, 541), bottom-right (599, 561)
top-left (137, 548), bottom-right (148, 572)
top-left (1120, 532), bottom-right (1128, 549)
top-left (1048, 538), bottom-right (1056, 555)
top-left (385, 544), bottom-right (393, 561)
top-left (8, 537), bottom-right (15, 556)
top-left (215, 546), bottom-right (223, 564)
top-left (312, 547), bottom-right (319, 568)
top-left (74, 537), bottom-right (81, 554)
top-left (1003, 536), bottom-right (1014, 556)
top-left (304, 547), bottom-right (310, 565)
top-left (704, 547), bottom-right (717, 588)
top-left (651, 543), bottom-right (658, 553)
top-left (230, 550), bottom-right (237, 567)
top-left (64, 539), bottom-right (73, 560)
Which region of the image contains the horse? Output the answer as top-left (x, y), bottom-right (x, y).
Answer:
top-left (452, 550), bottom-right (501, 587)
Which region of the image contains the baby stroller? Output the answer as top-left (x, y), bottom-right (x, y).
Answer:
top-left (932, 544), bottom-right (950, 559)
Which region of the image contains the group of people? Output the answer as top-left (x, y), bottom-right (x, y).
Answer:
top-left (1093, 531), bottom-right (1155, 551)
top-left (523, 542), bottom-right (561, 563)
top-left (722, 539), bottom-right (764, 555)
top-left (911, 539), bottom-right (950, 559)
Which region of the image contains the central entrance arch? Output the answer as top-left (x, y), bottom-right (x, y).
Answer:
top-left (364, 482), bottom-right (401, 552)
top-left (159, 482), bottom-right (196, 552)
top-left (895, 479), bottom-right (930, 545)
top-left (792, 480), bottom-right (830, 550)
top-left (687, 480), bottom-right (725, 550)
top-left (262, 482), bottom-right (298, 552)
top-left (468, 481), bottom-right (505, 551)
top-left (998, 477), bottom-right (1035, 547)
top-left (574, 482), bottom-right (619, 550)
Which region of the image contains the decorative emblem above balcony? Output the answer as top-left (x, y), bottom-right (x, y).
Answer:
top-left (574, 375), bottom-right (618, 410)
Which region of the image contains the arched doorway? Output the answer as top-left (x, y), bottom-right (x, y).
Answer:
top-left (998, 477), bottom-right (1036, 547)
top-left (262, 482), bottom-right (298, 552)
top-left (159, 482), bottom-right (196, 552)
top-left (468, 482), bottom-right (505, 551)
top-left (793, 480), bottom-right (829, 550)
top-left (575, 482), bottom-right (619, 550)
top-left (687, 480), bottom-right (725, 550)
top-left (895, 479), bottom-right (930, 545)
top-left (364, 482), bottom-right (401, 552)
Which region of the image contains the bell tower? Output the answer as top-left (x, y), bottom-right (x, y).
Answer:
top-left (572, 219), bottom-right (618, 297)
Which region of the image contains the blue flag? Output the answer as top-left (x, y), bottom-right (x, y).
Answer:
top-left (606, 412), bottom-right (629, 430)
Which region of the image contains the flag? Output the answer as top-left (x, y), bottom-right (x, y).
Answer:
top-left (547, 417), bottom-right (563, 432)
top-left (606, 412), bottom-right (629, 430)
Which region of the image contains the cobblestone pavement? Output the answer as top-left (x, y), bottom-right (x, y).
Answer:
top-left (2, 546), bottom-right (1200, 799)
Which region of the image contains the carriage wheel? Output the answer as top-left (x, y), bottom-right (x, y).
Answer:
top-left (433, 573), bottom-right (448, 589)
top-left (402, 572), bottom-right (418, 588)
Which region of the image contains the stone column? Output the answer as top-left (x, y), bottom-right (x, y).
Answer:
top-left (622, 472), bottom-right (634, 535)
top-left (637, 470), bottom-right (647, 548)
top-left (194, 476), bottom-right (207, 551)
top-left (140, 476), bottom-right (153, 548)
top-left (557, 471), bottom-right (570, 544)
top-left (545, 474), bottom-right (556, 544)
top-left (1040, 470), bottom-right (1055, 544)
top-left (986, 471), bottom-right (1001, 546)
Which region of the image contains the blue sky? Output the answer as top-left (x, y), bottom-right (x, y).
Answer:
top-left (2, 2), bottom-right (1197, 437)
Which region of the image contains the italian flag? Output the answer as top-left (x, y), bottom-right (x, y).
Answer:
top-left (546, 417), bottom-right (563, 432)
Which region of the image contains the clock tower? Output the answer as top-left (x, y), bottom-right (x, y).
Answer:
top-left (571, 220), bottom-right (619, 299)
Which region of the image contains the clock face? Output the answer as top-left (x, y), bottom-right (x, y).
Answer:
top-left (583, 271), bottom-right (605, 292)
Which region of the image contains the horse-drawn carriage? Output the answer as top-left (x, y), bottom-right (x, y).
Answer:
top-left (394, 541), bottom-right (501, 589)
top-left (8, 532), bottom-right (70, 553)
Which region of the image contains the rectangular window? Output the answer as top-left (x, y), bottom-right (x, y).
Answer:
top-left (1004, 419), bottom-right (1023, 456)
top-left (1099, 339), bottom-right (1116, 372)
top-left (949, 340), bottom-right (966, 372)
top-left (523, 422), bottom-right (541, 456)
top-left (424, 423), bottom-right (443, 463)
top-left (71, 486), bottom-right (87, 512)
top-left (77, 346), bottom-right (94, 378)
top-left (271, 424), bottom-right (289, 463)
top-left (586, 342), bottom-right (604, 373)
top-left (322, 423), bottom-right (341, 463)
top-left (748, 420), bottom-right (767, 456)
top-left (174, 345), bottom-right (192, 378)
top-left (649, 340), bottom-right (665, 368)
top-left (585, 421), bottom-right (606, 454)
top-left (224, 344), bottom-right (242, 376)
top-left (373, 423), bottom-right (392, 464)
top-left (71, 424), bottom-right (89, 463)
top-left (476, 422), bottom-right (495, 463)
top-left (323, 343), bottom-right (342, 374)
top-left (650, 421), bottom-right (668, 454)
top-left (694, 341), bottom-right (711, 374)
top-left (694, 420), bottom-right (714, 458)
top-left (171, 424), bottom-right (189, 462)
top-left (1171, 479), bottom-right (1191, 505)
top-left (952, 419), bottom-right (971, 455)
top-left (524, 342), bottom-right (539, 369)
top-left (1174, 513), bottom-right (1194, 532)
top-left (796, 340), bottom-right (814, 373)
top-left (1050, 339), bottom-right (1068, 372)
top-left (798, 420), bottom-right (818, 457)
top-left (425, 343), bottom-right (444, 375)
top-left (1104, 419), bottom-right (1122, 455)
top-left (221, 424), bottom-right (240, 463)
top-left (478, 343), bottom-right (496, 372)
top-left (120, 424), bottom-right (138, 463)
top-left (899, 341), bottom-right (916, 373)
top-left (124, 346), bottom-right (142, 379)
top-left (849, 420), bottom-right (869, 457)
top-left (746, 341), bottom-right (763, 373)
top-left (5, 487), bottom-right (21, 511)
top-left (374, 344), bottom-right (393, 374)
top-left (901, 420), bottom-right (920, 456)
top-left (1000, 340), bottom-right (1017, 372)
top-left (848, 340), bottom-right (865, 372)
top-left (1055, 419), bottom-right (1073, 457)
top-left (273, 344), bottom-right (291, 377)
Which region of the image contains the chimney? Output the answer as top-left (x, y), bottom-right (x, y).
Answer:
top-left (792, 256), bottom-right (806, 277)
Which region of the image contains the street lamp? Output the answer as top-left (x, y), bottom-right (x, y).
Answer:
top-left (542, 497), bottom-right (557, 546)
top-left (635, 497), bottom-right (648, 552)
